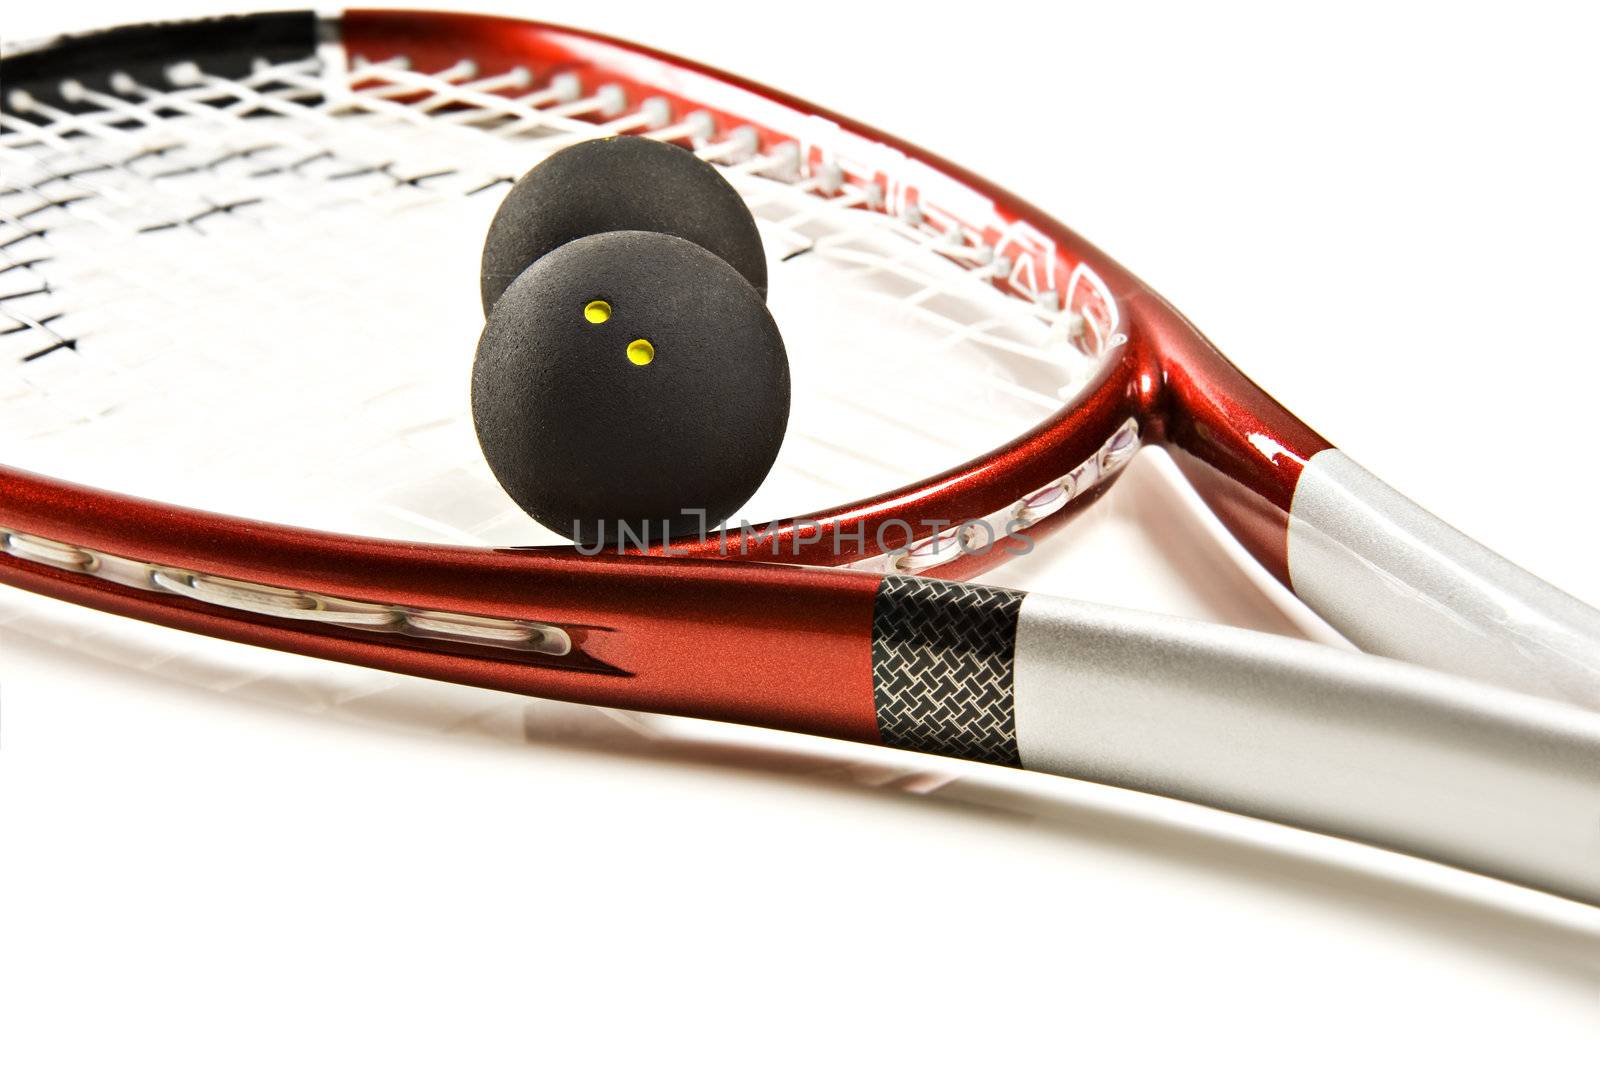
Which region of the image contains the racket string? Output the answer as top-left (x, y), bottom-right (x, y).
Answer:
top-left (2, 48), bottom-right (1101, 363)
top-left (2, 44), bottom-right (1127, 562)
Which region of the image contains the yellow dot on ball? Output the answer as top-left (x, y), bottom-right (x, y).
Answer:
top-left (626, 338), bottom-right (655, 366)
top-left (583, 299), bottom-right (611, 324)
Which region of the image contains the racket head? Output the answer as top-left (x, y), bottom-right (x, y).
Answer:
top-left (0, 7), bottom-right (1300, 716)
top-left (0, 9), bottom-right (1157, 561)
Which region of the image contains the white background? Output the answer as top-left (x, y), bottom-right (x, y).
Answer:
top-left (3, 1), bottom-right (1598, 1060)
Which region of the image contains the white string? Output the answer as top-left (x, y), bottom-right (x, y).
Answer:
top-left (1, 46), bottom-right (1116, 558)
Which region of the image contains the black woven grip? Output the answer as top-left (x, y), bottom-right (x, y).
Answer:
top-left (870, 575), bottom-right (1024, 766)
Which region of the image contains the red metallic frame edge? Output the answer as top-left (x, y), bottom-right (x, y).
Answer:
top-left (0, 9), bottom-right (1334, 729)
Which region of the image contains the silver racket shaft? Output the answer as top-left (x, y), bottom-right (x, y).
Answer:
top-left (1018, 595), bottom-right (1600, 902)
top-left (874, 578), bottom-right (1600, 904)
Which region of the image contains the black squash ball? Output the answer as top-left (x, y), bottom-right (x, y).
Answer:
top-left (473, 230), bottom-right (789, 546)
top-left (479, 136), bottom-right (768, 313)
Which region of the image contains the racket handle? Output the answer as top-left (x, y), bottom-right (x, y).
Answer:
top-left (1005, 593), bottom-right (1600, 905)
top-left (1285, 450), bottom-right (1600, 709)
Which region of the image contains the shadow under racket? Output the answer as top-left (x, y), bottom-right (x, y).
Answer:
top-left (2, 565), bottom-right (1596, 998)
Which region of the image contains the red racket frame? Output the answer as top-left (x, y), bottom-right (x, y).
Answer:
top-left (0, 9), bottom-right (1332, 735)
